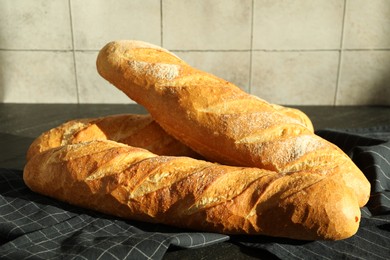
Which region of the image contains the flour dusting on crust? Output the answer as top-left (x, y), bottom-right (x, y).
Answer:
top-left (61, 122), bottom-right (89, 146)
top-left (273, 135), bottom-right (326, 167)
top-left (292, 135), bottom-right (325, 159)
top-left (129, 60), bottom-right (179, 80)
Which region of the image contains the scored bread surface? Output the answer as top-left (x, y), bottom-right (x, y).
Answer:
top-left (23, 140), bottom-right (361, 241)
top-left (26, 113), bottom-right (201, 161)
top-left (96, 40), bottom-right (370, 207)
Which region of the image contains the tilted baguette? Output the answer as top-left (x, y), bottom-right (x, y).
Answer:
top-left (26, 113), bottom-right (201, 161)
top-left (23, 140), bottom-right (361, 240)
top-left (26, 109), bottom-right (308, 162)
top-left (96, 40), bottom-right (370, 207)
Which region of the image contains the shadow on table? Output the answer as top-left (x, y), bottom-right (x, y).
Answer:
top-left (0, 133), bottom-right (35, 170)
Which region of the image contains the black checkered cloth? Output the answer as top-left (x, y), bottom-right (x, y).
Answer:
top-left (1, 127), bottom-right (389, 259)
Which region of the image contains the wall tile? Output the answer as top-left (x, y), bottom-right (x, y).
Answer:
top-left (253, 0), bottom-right (344, 50)
top-left (175, 51), bottom-right (251, 92)
top-left (0, 50), bottom-right (77, 103)
top-left (163, 0), bottom-right (252, 50)
top-left (71, 0), bottom-right (161, 50)
top-left (0, 0), bottom-right (389, 106)
top-left (337, 51), bottom-right (390, 105)
top-left (0, 0), bottom-right (72, 50)
top-left (251, 51), bottom-right (339, 105)
top-left (343, 0), bottom-right (390, 49)
top-left (75, 51), bottom-right (133, 103)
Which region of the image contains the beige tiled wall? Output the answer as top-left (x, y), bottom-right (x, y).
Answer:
top-left (0, 0), bottom-right (389, 105)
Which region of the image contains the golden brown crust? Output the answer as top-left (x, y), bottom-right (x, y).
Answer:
top-left (26, 113), bottom-right (201, 161)
top-left (23, 140), bottom-right (360, 240)
top-left (96, 40), bottom-right (370, 207)
top-left (269, 103), bottom-right (314, 132)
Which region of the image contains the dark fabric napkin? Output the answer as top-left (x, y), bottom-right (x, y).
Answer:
top-left (0, 127), bottom-right (389, 259)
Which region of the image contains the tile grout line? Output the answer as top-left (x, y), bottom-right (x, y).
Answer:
top-left (334, 0), bottom-right (348, 106)
top-left (160, 0), bottom-right (164, 47)
top-left (68, 0), bottom-right (80, 104)
top-left (248, 0), bottom-right (255, 94)
top-left (2, 48), bottom-right (390, 52)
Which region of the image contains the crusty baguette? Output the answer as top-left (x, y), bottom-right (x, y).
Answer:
top-left (26, 113), bottom-right (201, 161)
top-left (96, 40), bottom-right (370, 207)
top-left (26, 108), bottom-right (311, 162)
top-left (23, 140), bottom-right (361, 240)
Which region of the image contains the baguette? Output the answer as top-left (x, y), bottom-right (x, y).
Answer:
top-left (96, 40), bottom-right (370, 207)
top-left (26, 113), bottom-right (201, 161)
top-left (26, 110), bottom-right (308, 162)
top-left (23, 140), bottom-right (361, 241)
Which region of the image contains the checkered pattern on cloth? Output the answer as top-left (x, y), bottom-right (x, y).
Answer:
top-left (0, 169), bottom-right (228, 259)
top-left (1, 127), bottom-right (390, 259)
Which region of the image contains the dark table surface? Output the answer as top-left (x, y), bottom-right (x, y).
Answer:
top-left (1, 103), bottom-right (390, 259)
